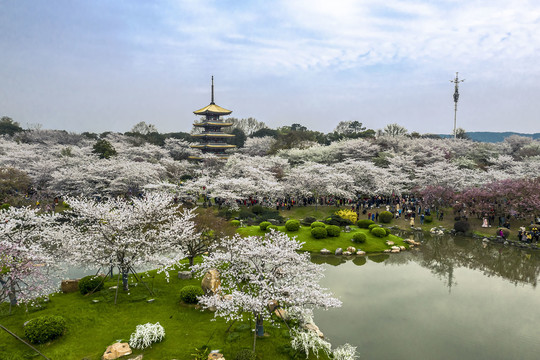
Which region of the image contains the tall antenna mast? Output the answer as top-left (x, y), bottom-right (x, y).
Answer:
top-left (450, 72), bottom-right (465, 139)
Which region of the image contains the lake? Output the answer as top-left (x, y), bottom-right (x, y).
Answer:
top-left (312, 234), bottom-right (540, 360)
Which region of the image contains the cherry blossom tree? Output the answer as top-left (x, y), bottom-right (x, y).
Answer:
top-left (192, 231), bottom-right (341, 351)
top-left (63, 193), bottom-right (196, 295)
top-left (0, 207), bottom-right (61, 306)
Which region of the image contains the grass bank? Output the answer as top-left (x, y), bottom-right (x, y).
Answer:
top-left (237, 225), bottom-right (407, 253)
top-left (0, 267), bottom-right (322, 360)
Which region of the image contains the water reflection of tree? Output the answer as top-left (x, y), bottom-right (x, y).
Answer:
top-left (392, 233), bottom-right (540, 289)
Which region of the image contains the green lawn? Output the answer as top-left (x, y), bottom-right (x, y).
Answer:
top-left (237, 225), bottom-right (407, 253)
top-left (0, 267), bottom-right (325, 360)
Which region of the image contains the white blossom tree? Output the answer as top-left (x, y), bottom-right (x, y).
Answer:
top-left (192, 231), bottom-right (341, 351)
top-left (0, 207), bottom-right (61, 306)
top-left (63, 193), bottom-right (196, 296)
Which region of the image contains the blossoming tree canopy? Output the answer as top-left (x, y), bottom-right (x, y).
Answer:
top-left (193, 231), bottom-right (341, 346)
top-left (0, 207), bottom-right (62, 305)
top-left (63, 192), bottom-right (196, 291)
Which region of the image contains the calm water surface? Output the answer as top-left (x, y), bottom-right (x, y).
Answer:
top-left (312, 234), bottom-right (540, 360)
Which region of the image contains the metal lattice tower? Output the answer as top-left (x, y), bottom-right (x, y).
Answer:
top-left (450, 72), bottom-right (465, 139)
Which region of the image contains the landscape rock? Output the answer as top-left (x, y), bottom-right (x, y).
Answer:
top-left (128, 356), bottom-right (143, 360)
top-left (304, 322), bottom-right (324, 338)
top-left (342, 251), bottom-right (352, 256)
top-left (201, 269), bottom-right (221, 296)
top-left (268, 300), bottom-right (279, 312)
top-left (274, 308), bottom-right (289, 321)
top-left (356, 251), bottom-right (366, 256)
top-left (320, 248), bottom-right (331, 255)
top-left (208, 353), bottom-right (225, 360)
top-left (383, 249), bottom-right (391, 253)
top-left (399, 246), bottom-right (406, 251)
top-left (335, 248), bottom-right (343, 256)
top-left (344, 226), bottom-right (351, 233)
top-left (385, 241), bottom-right (395, 246)
top-left (102, 343), bottom-right (132, 360)
top-left (178, 271), bottom-right (192, 280)
top-left (60, 279), bottom-right (79, 293)
top-left (346, 246), bottom-right (356, 253)
top-left (391, 249), bottom-right (400, 253)
top-left (391, 246), bottom-right (400, 251)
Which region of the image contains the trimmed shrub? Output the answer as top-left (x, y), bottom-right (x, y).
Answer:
top-left (78, 275), bottom-right (104, 295)
top-left (179, 285), bottom-right (204, 304)
top-left (368, 224), bottom-right (381, 231)
top-left (301, 216), bottom-right (317, 226)
top-left (311, 221), bottom-right (326, 229)
top-left (230, 220), bottom-right (240, 227)
top-left (285, 219), bottom-right (300, 231)
top-left (24, 315), bottom-right (66, 344)
top-left (335, 209), bottom-right (358, 224)
top-left (251, 205), bottom-right (264, 215)
top-left (311, 227), bottom-right (328, 239)
top-left (371, 227), bottom-right (387, 238)
top-left (357, 219), bottom-right (375, 228)
top-left (496, 227), bottom-right (511, 238)
top-left (454, 221), bottom-right (470, 234)
top-left (259, 221), bottom-right (271, 231)
top-left (352, 233), bottom-right (366, 243)
top-left (267, 225), bottom-right (279, 231)
top-left (378, 211), bottom-right (393, 223)
top-left (384, 228), bottom-right (391, 236)
top-left (424, 215), bottom-right (433, 223)
top-left (326, 225), bottom-right (341, 237)
top-left (239, 209), bottom-right (255, 219)
top-left (325, 214), bottom-right (353, 226)
top-left (235, 349), bottom-right (258, 360)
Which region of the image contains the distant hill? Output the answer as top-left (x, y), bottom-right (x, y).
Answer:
top-left (439, 132), bottom-right (540, 143)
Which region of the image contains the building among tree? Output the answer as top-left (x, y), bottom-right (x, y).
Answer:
top-left (190, 77), bottom-right (236, 159)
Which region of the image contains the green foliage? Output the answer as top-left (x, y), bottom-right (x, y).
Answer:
top-left (357, 219), bottom-right (375, 228)
top-left (92, 139), bottom-right (117, 159)
top-left (259, 221), bottom-right (272, 231)
top-left (234, 349), bottom-right (258, 360)
top-left (496, 227), bottom-right (511, 238)
top-left (230, 220), bottom-right (241, 227)
top-left (251, 205), bottom-right (264, 215)
top-left (179, 285), bottom-right (204, 304)
top-left (368, 224), bottom-right (381, 231)
top-left (0, 203), bottom-right (10, 211)
top-left (310, 221), bottom-right (326, 229)
top-left (352, 233), bottom-right (367, 243)
top-left (384, 228), bottom-right (391, 236)
top-left (326, 225), bottom-right (341, 237)
top-left (378, 211), bottom-right (393, 223)
top-left (78, 275), bottom-right (104, 295)
top-left (24, 315), bottom-right (66, 344)
top-left (191, 345), bottom-right (210, 360)
top-left (267, 225), bottom-right (279, 231)
top-left (424, 215), bottom-right (433, 223)
top-left (324, 213), bottom-right (353, 226)
top-left (454, 221), bottom-right (470, 234)
top-left (239, 209), bottom-right (256, 220)
top-left (285, 219), bottom-right (300, 231)
top-left (371, 227), bottom-right (387, 238)
top-left (0, 116), bottom-right (23, 136)
top-left (301, 216), bottom-right (317, 226)
top-left (311, 227), bottom-right (328, 239)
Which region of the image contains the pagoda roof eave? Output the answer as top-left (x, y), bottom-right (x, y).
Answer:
top-left (193, 103), bottom-right (232, 115)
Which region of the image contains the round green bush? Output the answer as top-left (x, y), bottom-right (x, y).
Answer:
top-left (234, 349), bottom-right (257, 360)
top-left (311, 221), bottom-right (326, 229)
top-left (78, 275), bottom-right (104, 295)
top-left (24, 315), bottom-right (66, 344)
top-left (379, 211), bottom-right (393, 223)
top-left (384, 228), bottom-right (391, 236)
top-left (259, 221), bottom-right (271, 231)
top-left (368, 224), bottom-right (381, 231)
top-left (311, 227), bottom-right (328, 239)
top-left (357, 219), bottom-right (375, 228)
top-left (285, 219), bottom-right (300, 231)
top-left (326, 225), bottom-right (341, 237)
top-left (371, 227), bottom-right (387, 238)
top-left (267, 225), bottom-right (279, 231)
top-left (180, 285), bottom-right (204, 304)
top-left (230, 220), bottom-right (240, 227)
top-left (352, 233), bottom-right (366, 243)
top-left (301, 216), bottom-right (317, 226)
top-left (424, 215), bottom-right (433, 223)
top-left (496, 227), bottom-right (511, 238)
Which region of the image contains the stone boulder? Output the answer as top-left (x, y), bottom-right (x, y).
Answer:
top-left (335, 248), bottom-right (343, 256)
top-left (304, 322), bottom-right (324, 338)
top-left (342, 251), bottom-right (352, 256)
top-left (391, 246), bottom-right (400, 251)
top-left (399, 246), bottom-right (406, 251)
top-left (268, 300), bottom-right (279, 312)
top-left (356, 250), bottom-right (366, 256)
top-left (61, 279), bottom-right (79, 293)
top-left (320, 248), bottom-right (331, 255)
top-left (208, 353), bottom-right (225, 360)
top-left (102, 343), bottom-right (132, 360)
top-left (178, 271), bottom-right (192, 280)
top-left (274, 308), bottom-right (289, 321)
top-left (201, 269), bottom-right (221, 296)
top-left (385, 241), bottom-right (394, 246)
top-left (346, 246), bottom-right (356, 253)
top-left (344, 226), bottom-right (351, 233)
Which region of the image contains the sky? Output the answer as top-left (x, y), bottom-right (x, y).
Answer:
top-left (1, 0), bottom-right (540, 135)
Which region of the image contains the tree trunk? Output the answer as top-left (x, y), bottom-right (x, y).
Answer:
top-left (189, 256), bottom-right (194, 267)
top-left (121, 268), bottom-right (129, 291)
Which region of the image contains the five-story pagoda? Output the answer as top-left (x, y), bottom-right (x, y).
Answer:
top-left (189, 77), bottom-right (235, 159)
